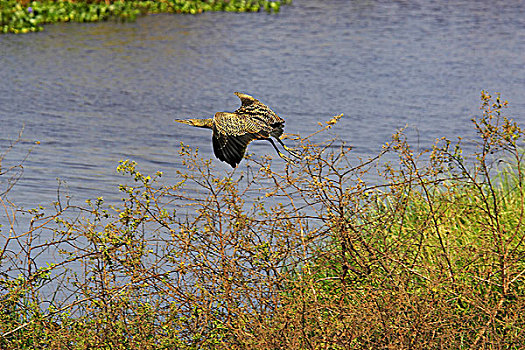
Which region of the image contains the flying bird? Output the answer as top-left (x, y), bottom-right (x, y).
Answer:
top-left (175, 92), bottom-right (297, 168)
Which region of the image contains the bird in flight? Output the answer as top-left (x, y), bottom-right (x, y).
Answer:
top-left (175, 92), bottom-right (297, 168)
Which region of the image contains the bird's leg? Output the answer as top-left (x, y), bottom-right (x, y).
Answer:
top-left (275, 137), bottom-right (301, 159)
top-left (267, 138), bottom-right (294, 163)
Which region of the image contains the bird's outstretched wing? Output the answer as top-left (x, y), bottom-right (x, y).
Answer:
top-left (234, 92), bottom-right (258, 107)
top-left (212, 112), bottom-right (269, 168)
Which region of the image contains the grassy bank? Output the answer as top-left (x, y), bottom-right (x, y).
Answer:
top-left (0, 0), bottom-right (291, 33)
top-left (1, 91), bottom-right (524, 348)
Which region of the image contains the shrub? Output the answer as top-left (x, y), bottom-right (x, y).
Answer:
top-left (1, 91), bottom-right (524, 348)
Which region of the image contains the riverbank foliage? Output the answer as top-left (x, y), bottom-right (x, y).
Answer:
top-left (0, 0), bottom-right (291, 33)
top-left (1, 91), bottom-right (525, 348)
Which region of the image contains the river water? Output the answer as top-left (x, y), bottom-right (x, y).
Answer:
top-left (1, 0), bottom-right (525, 211)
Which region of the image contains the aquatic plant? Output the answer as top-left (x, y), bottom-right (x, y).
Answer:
top-left (1, 92), bottom-right (524, 348)
top-left (0, 0), bottom-right (292, 34)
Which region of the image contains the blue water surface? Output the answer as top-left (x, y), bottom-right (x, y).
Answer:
top-left (1, 0), bottom-right (524, 210)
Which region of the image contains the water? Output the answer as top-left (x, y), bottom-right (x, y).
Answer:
top-left (1, 0), bottom-right (525, 211)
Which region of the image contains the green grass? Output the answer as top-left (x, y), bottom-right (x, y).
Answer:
top-left (0, 0), bottom-right (291, 34)
top-left (299, 171), bottom-right (525, 347)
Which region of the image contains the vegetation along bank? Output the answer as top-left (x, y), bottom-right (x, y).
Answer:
top-left (0, 0), bottom-right (291, 34)
top-left (1, 92), bottom-right (525, 348)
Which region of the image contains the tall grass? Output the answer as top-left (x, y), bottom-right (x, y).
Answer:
top-left (1, 91), bottom-right (524, 348)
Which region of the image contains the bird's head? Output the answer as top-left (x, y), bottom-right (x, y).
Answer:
top-left (174, 118), bottom-right (213, 129)
top-left (175, 118), bottom-right (198, 126)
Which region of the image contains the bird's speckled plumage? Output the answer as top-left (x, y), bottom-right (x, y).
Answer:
top-left (175, 92), bottom-right (288, 168)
